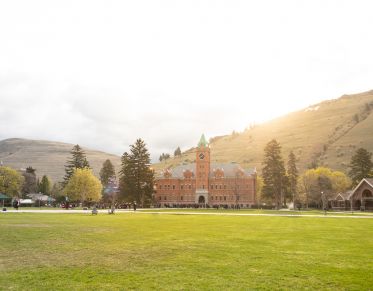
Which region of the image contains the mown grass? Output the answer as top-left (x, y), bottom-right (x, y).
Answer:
top-left (1, 212), bottom-right (373, 290)
top-left (139, 208), bottom-right (373, 216)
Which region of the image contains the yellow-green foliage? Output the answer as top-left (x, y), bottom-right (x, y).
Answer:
top-left (63, 168), bottom-right (102, 202)
top-left (298, 167), bottom-right (351, 204)
top-left (0, 166), bottom-right (24, 197)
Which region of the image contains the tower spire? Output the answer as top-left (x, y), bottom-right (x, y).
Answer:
top-left (198, 134), bottom-right (208, 147)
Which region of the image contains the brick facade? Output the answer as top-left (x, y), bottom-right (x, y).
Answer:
top-left (154, 135), bottom-right (257, 207)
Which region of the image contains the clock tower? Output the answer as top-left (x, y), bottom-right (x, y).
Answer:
top-left (195, 134), bottom-right (210, 204)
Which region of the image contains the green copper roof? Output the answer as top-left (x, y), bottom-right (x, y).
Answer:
top-left (198, 134), bottom-right (208, 147)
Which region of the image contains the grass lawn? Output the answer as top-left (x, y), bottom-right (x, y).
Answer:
top-left (139, 208), bottom-right (373, 216)
top-left (1, 213), bottom-right (373, 290)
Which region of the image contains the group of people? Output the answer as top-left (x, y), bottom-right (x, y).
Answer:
top-left (156, 203), bottom-right (243, 209)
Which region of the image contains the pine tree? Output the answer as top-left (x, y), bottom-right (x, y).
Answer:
top-left (174, 146), bottom-right (182, 157)
top-left (349, 148), bottom-right (373, 186)
top-left (63, 145), bottom-right (90, 186)
top-left (159, 153), bottom-right (170, 162)
top-left (22, 166), bottom-right (37, 195)
top-left (119, 139), bottom-right (154, 207)
top-left (38, 175), bottom-right (52, 195)
top-left (287, 151), bottom-right (298, 207)
top-left (262, 139), bottom-right (287, 209)
top-left (99, 159), bottom-right (116, 187)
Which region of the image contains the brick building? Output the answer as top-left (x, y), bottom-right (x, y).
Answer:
top-left (154, 134), bottom-right (257, 207)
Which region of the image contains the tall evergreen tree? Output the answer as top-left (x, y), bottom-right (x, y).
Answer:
top-left (159, 153), bottom-right (170, 162)
top-left (38, 175), bottom-right (52, 195)
top-left (22, 166), bottom-right (37, 195)
top-left (119, 139), bottom-right (154, 207)
top-left (349, 148), bottom-right (373, 186)
top-left (174, 146), bottom-right (182, 157)
top-left (262, 139), bottom-right (287, 209)
top-left (287, 151), bottom-right (298, 207)
top-left (63, 145), bottom-right (90, 186)
top-left (99, 159), bottom-right (116, 187)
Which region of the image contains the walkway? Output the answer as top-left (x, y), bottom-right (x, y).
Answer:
top-left (2, 209), bottom-right (373, 219)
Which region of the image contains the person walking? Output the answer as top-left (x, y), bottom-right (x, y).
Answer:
top-left (13, 199), bottom-right (19, 210)
top-left (133, 201), bottom-right (137, 211)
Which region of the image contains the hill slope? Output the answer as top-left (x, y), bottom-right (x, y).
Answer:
top-left (154, 90), bottom-right (373, 174)
top-left (0, 138), bottom-right (121, 182)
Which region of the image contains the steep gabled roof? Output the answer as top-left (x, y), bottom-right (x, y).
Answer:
top-left (347, 178), bottom-right (373, 199)
top-left (332, 191), bottom-right (352, 200)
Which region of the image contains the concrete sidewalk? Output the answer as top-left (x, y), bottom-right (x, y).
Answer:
top-left (2, 209), bottom-right (373, 219)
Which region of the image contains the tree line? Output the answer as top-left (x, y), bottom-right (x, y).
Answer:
top-left (259, 139), bottom-right (373, 209)
top-left (0, 139), bottom-right (155, 207)
top-left (1, 137), bottom-right (372, 209)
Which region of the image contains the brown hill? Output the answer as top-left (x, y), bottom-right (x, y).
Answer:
top-left (0, 138), bottom-right (121, 183)
top-left (153, 90), bottom-right (373, 174)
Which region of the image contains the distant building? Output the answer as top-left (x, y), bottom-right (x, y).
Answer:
top-left (154, 134), bottom-right (257, 207)
top-left (330, 178), bottom-right (373, 211)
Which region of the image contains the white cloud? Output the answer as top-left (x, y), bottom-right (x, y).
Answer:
top-left (0, 0), bottom-right (373, 160)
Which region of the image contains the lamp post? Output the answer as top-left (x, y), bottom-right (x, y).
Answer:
top-left (321, 191), bottom-right (327, 215)
top-left (65, 196), bottom-right (69, 210)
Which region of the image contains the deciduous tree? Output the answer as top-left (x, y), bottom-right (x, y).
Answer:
top-left (0, 166), bottom-right (24, 198)
top-left (298, 167), bottom-right (351, 208)
top-left (63, 168), bottom-right (102, 204)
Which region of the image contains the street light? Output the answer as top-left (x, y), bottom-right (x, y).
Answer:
top-left (321, 191), bottom-right (327, 215)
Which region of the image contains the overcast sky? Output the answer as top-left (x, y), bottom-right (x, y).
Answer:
top-left (0, 0), bottom-right (372, 160)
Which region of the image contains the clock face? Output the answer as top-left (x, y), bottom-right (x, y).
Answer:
top-left (199, 153), bottom-right (205, 160)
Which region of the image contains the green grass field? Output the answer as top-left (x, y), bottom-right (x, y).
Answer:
top-left (1, 212), bottom-right (373, 290)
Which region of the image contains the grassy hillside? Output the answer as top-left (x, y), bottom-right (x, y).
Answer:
top-left (0, 138), bottom-right (121, 182)
top-left (153, 90), bottom-right (373, 174)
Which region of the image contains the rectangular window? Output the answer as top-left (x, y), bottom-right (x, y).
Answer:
top-left (181, 185), bottom-right (184, 190)
top-left (224, 196), bottom-right (226, 201)
top-left (224, 185), bottom-right (226, 189)
top-left (181, 196), bottom-right (183, 201)
top-left (159, 185), bottom-right (162, 190)
top-left (173, 185), bottom-right (175, 190)
top-left (164, 196), bottom-right (167, 200)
